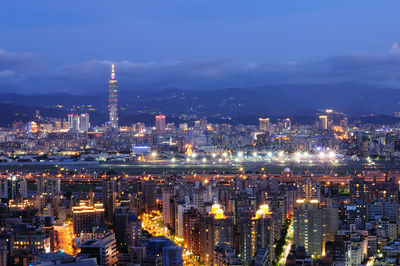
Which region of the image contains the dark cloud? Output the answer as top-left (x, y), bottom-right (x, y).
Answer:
top-left (0, 48), bottom-right (400, 95)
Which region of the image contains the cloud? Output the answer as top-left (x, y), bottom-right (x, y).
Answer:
top-left (390, 42), bottom-right (400, 54)
top-left (0, 49), bottom-right (41, 71)
top-left (1, 48), bottom-right (400, 94)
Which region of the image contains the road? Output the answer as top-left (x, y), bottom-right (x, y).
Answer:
top-left (140, 211), bottom-right (200, 266)
top-left (55, 221), bottom-right (75, 255)
top-left (279, 222), bottom-right (294, 265)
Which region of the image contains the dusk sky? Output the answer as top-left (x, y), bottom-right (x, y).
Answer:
top-left (1, 0), bottom-right (400, 94)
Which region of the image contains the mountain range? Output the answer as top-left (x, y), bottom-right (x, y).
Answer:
top-left (0, 83), bottom-right (399, 127)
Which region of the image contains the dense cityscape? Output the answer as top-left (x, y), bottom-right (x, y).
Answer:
top-left (0, 64), bottom-right (399, 266)
top-left (2, 1), bottom-right (400, 266)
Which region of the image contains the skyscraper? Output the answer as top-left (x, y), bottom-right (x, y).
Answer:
top-left (109, 64), bottom-right (118, 129)
top-left (68, 114), bottom-right (80, 131)
top-left (155, 114), bottom-right (166, 134)
top-left (80, 113), bottom-right (90, 132)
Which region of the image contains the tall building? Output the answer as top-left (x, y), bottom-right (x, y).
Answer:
top-left (240, 204), bottom-right (279, 263)
top-left (108, 64), bottom-right (118, 129)
top-left (162, 245), bottom-right (183, 266)
top-left (72, 202), bottom-right (105, 236)
top-left (102, 177), bottom-right (128, 221)
top-left (284, 118), bottom-right (291, 130)
top-left (199, 204), bottom-right (234, 264)
top-left (0, 176), bottom-right (27, 199)
top-left (155, 114), bottom-right (166, 134)
top-left (80, 232), bottom-right (118, 266)
top-left (68, 114), bottom-right (80, 131)
top-left (0, 238), bottom-right (7, 266)
top-left (162, 186), bottom-right (175, 228)
top-left (126, 213), bottom-right (142, 247)
top-left (213, 244), bottom-right (242, 266)
top-left (67, 113), bottom-right (90, 132)
top-left (293, 198), bottom-right (338, 257)
top-left (183, 207), bottom-right (201, 256)
top-left (37, 177), bottom-right (60, 196)
top-left (80, 113), bottom-right (90, 132)
top-left (319, 115), bottom-right (328, 130)
top-left (259, 118), bottom-right (270, 131)
top-left (143, 180), bottom-right (157, 212)
top-left (113, 206), bottom-right (129, 247)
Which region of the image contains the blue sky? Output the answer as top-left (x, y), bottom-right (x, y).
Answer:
top-left (1, 0), bottom-right (400, 94)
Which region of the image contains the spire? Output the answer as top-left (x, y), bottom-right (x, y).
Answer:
top-left (111, 64), bottom-right (116, 80)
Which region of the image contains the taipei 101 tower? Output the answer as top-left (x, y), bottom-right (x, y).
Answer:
top-left (108, 64), bottom-right (118, 129)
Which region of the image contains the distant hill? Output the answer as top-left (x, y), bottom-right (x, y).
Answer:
top-left (1, 83), bottom-right (400, 126)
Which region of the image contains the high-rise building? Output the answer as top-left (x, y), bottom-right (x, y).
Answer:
top-left (80, 113), bottom-right (90, 132)
top-left (162, 186), bottom-right (175, 228)
top-left (37, 177), bottom-right (60, 196)
top-left (259, 118), bottom-right (270, 131)
top-left (68, 114), bottom-right (80, 131)
top-left (293, 198), bottom-right (338, 257)
top-left (319, 115), bottom-right (328, 130)
top-left (113, 206), bottom-right (129, 247)
top-left (213, 243), bottom-right (242, 266)
top-left (126, 213), bottom-right (142, 247)
top-left (72, 202), bottom-right (105, 236)
top-left (80, 232), bottom-right (118, 266)
top-left (102, 177), bottom-right (128, 221)
top-left (199, 204), bottom-right (234, 264)
top-left (108, 64), bottom-right (118, 129)
top-left (240, 204), bottom-right (278, 263)
top-left (155, 114), bottom-right (166, 134)
top-left (0, 176), bottom-right (27, 199)
top-left (67, 113), bottom-right (90, 132)
top-left (0, 238), bottom-right (7, 266)
top-left (183, 207), bottom-right (201, 256)
top-left (162, 245), bottom-right (183, 266)
top-left (143, 180), bottom-right (157, 212)
top-left (284, 118), bottom-right (291, 130)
